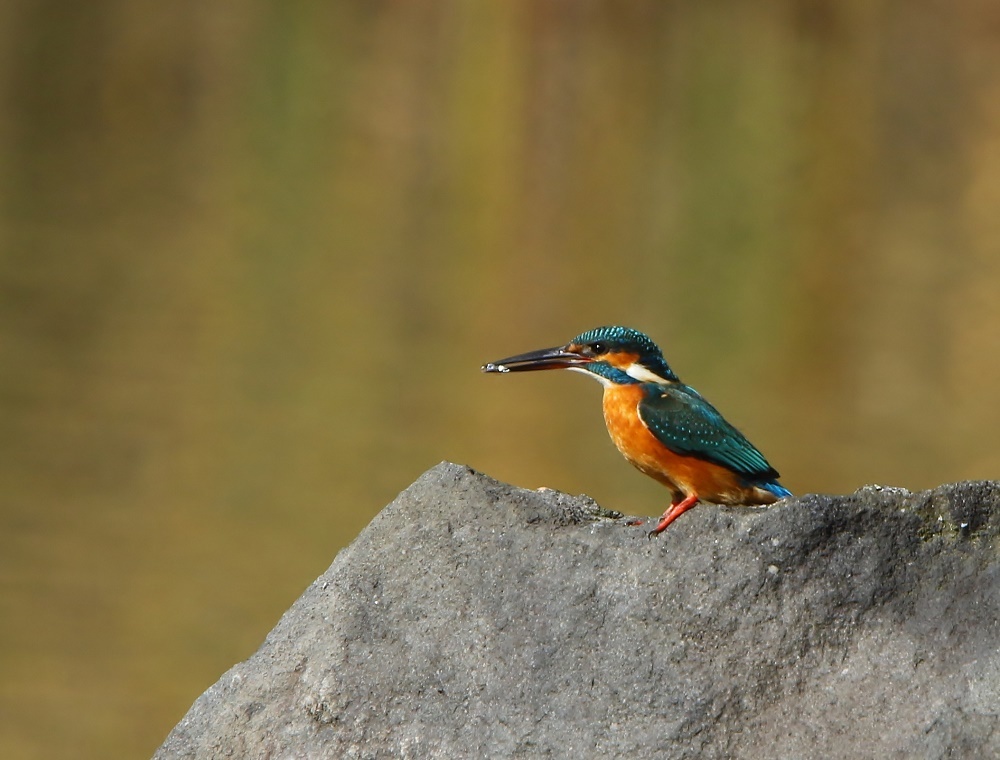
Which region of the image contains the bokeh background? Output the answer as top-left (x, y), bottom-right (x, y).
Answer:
top-left (2, 1), bottom-right (999, 757)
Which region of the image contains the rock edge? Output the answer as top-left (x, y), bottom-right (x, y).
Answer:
top-left (155, 463), bottom-right (1000, 759)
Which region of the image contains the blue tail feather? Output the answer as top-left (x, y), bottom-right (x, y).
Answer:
top-left (760, 481), bottom-right (792, 499)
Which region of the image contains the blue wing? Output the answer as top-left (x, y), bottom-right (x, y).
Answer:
top-left (637, 384), bottom-right (779, 481)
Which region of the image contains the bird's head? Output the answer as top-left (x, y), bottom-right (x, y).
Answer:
top-left (482, 325), bottom-right (679, 386)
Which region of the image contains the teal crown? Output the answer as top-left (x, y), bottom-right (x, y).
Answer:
top-left (571, 326), bottom-right (679, 383)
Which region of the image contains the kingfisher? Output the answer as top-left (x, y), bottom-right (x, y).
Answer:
top-left (481, 326), bottom-right (791, 535)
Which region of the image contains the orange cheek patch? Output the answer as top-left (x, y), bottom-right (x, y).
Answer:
top-left (603, 351), bottom-right (640, 369)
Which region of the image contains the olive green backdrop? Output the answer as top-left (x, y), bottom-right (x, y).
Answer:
top-left (2, 1), bottom-right (999, 757)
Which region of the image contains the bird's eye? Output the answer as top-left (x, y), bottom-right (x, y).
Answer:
top-left (589, 342), bottom-right (605, 354)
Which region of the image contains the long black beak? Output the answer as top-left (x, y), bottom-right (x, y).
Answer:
top-left (481, 345), bottom-right (591, 374)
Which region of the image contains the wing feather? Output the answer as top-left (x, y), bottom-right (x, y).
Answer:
top-left (637, 384), bottom-right (778, 480)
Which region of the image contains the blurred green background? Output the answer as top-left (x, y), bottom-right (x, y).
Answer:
top-left (2, 1), bottom-right (999, 757)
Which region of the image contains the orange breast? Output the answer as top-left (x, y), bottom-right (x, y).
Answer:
top-left (601, 384), bottom-right (751, 504)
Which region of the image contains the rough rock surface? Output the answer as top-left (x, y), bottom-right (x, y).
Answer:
top-left (155, 463), bottom-right (1000, 759)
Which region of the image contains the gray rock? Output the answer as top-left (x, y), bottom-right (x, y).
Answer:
top-left (154, 463), bottom-right (1000, 759)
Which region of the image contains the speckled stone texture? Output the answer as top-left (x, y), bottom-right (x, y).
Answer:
top-left (154, 463), bottom-right (1000, 759)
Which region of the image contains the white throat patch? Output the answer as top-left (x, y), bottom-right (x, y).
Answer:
top-left (625, 363), bottom-right (670, 384)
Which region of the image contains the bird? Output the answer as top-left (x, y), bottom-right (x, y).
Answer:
top-left (481, 326), bottom-right (791, 535)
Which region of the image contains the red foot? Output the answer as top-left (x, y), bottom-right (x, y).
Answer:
top-left (647, 493), bottom-right (699, 538)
